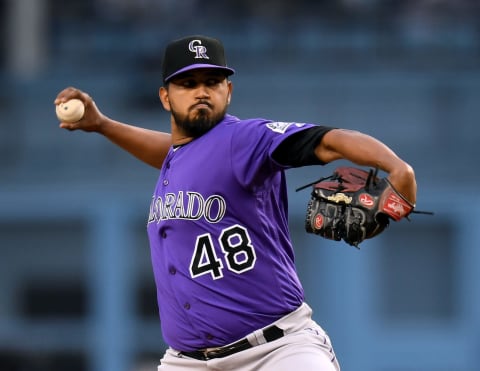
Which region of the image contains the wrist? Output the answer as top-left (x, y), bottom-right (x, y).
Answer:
top-left (387, 163), bottom-right (416, 204)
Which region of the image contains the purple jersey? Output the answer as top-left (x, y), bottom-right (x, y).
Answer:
top-left (147, 114), bottom-right (322, 351)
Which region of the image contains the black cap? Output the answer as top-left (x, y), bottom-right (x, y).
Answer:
top-left (162, 35), bottom-right (235, 83)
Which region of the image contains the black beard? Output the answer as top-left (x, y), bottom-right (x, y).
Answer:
top-left (172, 107), bottom-right (226, 138)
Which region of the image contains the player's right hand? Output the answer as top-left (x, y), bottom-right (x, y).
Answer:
top-left (54, 87), bottom-right (106, 132)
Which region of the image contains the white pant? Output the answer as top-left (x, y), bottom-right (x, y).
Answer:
top-left (157, 303), bottom-right (340, 371)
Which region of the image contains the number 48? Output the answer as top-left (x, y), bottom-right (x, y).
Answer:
top-left (189, 224), bottom-right (257, 280)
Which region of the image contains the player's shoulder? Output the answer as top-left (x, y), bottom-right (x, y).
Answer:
top-left (224, 115), bottom-right (302, 131)
top-left (221, 115), bottom-right (270, 133)
top-left (222, 114), bottom-right (268, 126)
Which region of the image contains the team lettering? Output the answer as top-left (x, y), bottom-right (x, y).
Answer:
top-left (148, 191), bottom-right (226, 224)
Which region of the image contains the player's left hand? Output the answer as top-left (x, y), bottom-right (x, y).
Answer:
top-left (299, 166), bottom-right (420, 248)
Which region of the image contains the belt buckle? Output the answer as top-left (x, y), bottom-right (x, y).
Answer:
top-left (202, 347), bottom-right (221, 360)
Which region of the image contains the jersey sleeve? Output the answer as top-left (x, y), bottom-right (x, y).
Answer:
top-left (271, 125), bottom-right (335, 167)
top-left (230, 120), bottom-right (328, 188)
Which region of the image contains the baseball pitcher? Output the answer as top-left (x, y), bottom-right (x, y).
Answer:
top-left (55, 35), bottom-right (418, 371)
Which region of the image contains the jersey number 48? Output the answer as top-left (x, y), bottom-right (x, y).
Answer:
top-left (189, 224), bottom-right (257, 280)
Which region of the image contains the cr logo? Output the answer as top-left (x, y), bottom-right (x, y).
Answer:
top-left (188, 40), bottom-right (209, 59)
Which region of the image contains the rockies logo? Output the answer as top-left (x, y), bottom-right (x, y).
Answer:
top-left (188, 40), bottom-right (209, 59)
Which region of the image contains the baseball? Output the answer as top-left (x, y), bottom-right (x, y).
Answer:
top-left (56, 99), bottom-right (85, 122)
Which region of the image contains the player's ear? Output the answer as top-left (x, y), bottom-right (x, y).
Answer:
top-left (159, 86), bottom-right (171, 111)
top-left (227, 81), bottom-right (233, 105)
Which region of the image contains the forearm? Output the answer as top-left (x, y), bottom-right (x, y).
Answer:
top-left (315, 129), bottom-right (417, 203)
top-left (55, 87), bottom-right (171, 169)
top-left (98, 117), bottom-right (171, 169)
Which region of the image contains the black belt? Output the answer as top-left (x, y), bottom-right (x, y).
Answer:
top-left (179, 325), bottom-right (284, 361)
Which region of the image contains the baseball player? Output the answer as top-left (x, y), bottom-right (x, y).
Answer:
top-left (55, 35), bottom-right (417, 371)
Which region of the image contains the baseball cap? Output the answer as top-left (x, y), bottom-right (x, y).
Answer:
top-left (162, 35), bottom-right (235, 83)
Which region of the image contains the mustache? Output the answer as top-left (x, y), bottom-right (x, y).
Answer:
top-left (189, 100), bottom-right (212, 110)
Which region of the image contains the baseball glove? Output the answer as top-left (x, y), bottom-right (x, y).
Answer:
top-left (298, 166), bottom-right (415, 248)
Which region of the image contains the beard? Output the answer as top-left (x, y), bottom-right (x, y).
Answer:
top-left (172, 104), bottom-right (227, 138)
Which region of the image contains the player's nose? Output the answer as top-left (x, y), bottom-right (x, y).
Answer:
top-left (194, 83), bottom-right (210, 98)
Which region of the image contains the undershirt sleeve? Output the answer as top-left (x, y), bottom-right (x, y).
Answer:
top-left (271, 126), bottom-right (335, 167)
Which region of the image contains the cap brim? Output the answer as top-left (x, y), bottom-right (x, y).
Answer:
top-left (164, 64), bottom-right (235, 82)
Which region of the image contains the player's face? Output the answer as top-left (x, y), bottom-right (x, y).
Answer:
top-left (160, 69), bottom-right (232, 138)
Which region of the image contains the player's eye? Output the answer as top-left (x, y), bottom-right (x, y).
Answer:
top-left (181, 79), bottom-right (197, 88)
top-left (206, 78), bottom-right (220, 86)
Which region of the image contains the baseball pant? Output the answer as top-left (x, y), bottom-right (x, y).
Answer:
top-left (157, 302), bottom-right (340, 371)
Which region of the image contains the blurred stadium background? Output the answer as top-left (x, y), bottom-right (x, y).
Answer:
top-left (1, 0), bottom-right (480, 370)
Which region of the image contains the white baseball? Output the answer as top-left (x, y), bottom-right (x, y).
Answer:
top-left (56, 99), bottom-right (85, 123)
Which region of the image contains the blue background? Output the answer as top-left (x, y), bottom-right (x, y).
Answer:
top-left (1, 1), bottom-right (479, 370)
